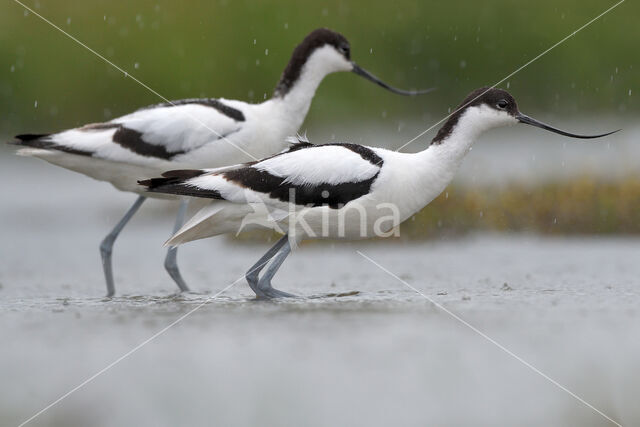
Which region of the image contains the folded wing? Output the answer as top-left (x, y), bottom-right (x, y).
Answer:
top-left (12, 98), bottom-right (245, 165)
top-left (141, 142), bottom-right (385, 209)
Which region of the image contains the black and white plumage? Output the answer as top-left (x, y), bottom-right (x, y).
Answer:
top-left (141, 88), bottom-right (618, 299)
top-left (14, 99), bottom-right (249, 194)
top-left (12, 29), bottom-right (431, 195)
top-left (144, 139), bottom-right (383, 209)
top-left (11, 28), bottom-right (433, 297)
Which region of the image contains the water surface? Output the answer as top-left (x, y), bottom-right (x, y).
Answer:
top-left (1, 133), bottom-right (639, 426)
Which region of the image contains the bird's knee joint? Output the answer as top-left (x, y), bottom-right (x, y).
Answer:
top-left (99, 241), bottom-right (112, 256)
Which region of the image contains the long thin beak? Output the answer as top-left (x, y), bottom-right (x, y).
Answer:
top-left (516, 113), bottom-right (620, 139)
top-left (351, 62), bottom-right (435, 96)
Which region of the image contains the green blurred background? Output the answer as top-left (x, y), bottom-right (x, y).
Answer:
top-left (0, 0), bottom-right (637, 136)
top-left (1, 0), bottom-right (638, 236)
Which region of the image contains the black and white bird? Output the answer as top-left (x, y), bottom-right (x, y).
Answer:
top-left (10, 28), bottom-right (432, 296)
top-left (140, 87), bottom-right (618, 299)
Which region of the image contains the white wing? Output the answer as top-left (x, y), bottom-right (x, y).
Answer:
top-left (143, 143), bottom-right (385, 208)
top-left (113, 99), bottom-right (244, 154)
top-left (14, 98), bottom-right (245, 166)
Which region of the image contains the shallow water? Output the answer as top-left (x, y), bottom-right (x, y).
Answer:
top-left (1, 139), bottom-right (639, 426)
top-left (2, 234), bottom-right (639, 427)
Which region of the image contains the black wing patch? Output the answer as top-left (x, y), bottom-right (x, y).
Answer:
top-left (14, 125), bottom-right (188, 160)
top-left (264, 141), bottom-right (382, 166)
top-left (223, 167), bottom-right (379, 209)
top-left (14, 133), bottom-right (51, 141)
top-left (139, 169), bottom-right (222, 199)
top-left (11, 134), bottom-right (93, 157)
top-left (140, 143), bottom-right (383, 208)
top-left (111, 127), bottom-right (185, 160)
top-left (338, 143), bottom-right (383, 166)
top-left (139, 98), bottom-right (245, 122)
top-left (13, 97), bottom-right (245, 160)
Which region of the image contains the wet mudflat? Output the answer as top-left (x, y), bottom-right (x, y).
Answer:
top-left (2, 231), bottom-right (639, 426)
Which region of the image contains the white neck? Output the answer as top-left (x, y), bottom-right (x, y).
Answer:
top-left (421, 105), bottom-right (517, 164)
top-left (271, 45), bottom-right (352, 131)
top-left (410, 106), bottom-right (516, 208)
top-left (271, 66), bottom-right (326, 129)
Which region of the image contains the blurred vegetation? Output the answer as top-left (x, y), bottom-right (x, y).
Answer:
top-left (234, 175), bottom-right (640, 242)
top-left (403, 175), bottom-right (640, 238)
top-left (0, 0), bottom-right (637, 138)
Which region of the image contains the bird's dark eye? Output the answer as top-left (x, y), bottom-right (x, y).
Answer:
top-left (497, 99), bottom-right (508, 109)
top-left (338, 45), bottom-right (350, 58)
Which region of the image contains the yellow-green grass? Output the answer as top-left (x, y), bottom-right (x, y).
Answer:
top-left (404, 175), bottom-right (640, 238)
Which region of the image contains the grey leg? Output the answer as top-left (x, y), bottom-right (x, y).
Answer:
top-left (164, 199), bottom-right (190, 292)
top-left (100, 195), bottom-right (146, 297)
top-left (245, 235), bottom-right (288, 298)
top-left (256, 238), bottom-right (295, 299)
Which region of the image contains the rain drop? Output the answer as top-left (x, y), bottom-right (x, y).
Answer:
top-left (459, 60), bottom-right (466, 69)
top-left (284, 23), bottom-right (288, 29)
top-left (506, 81), bottom-right (510, 89)
top-left (134, 62), bottom-right (139, 69)
top-left (10, 65), bottom-right (15, 72)
top-left (370, 48), bottom-right (373, 54)
top-left (66, 17), bottom-right (71, 25)
top-left (253, 39), bottom-right (256, 45)
top-left (34, 100), bottom-right (38, 108)
top-left (264, 48), bottom-right (269, 56)
top-left (629, 89), bottom-right (632, 96)
top-left (23, 10), bottom-right (29, 17)
top-left (103, 15), bottom-right (106, 21)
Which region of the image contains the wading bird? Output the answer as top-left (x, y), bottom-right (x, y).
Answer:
top-left (11, 28), bottom-right (432, 296)
top-left (140, 87), bottom-right (618, 299)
